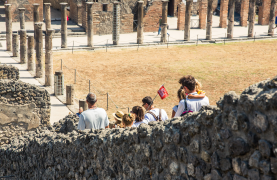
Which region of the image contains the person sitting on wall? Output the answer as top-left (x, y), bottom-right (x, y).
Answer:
top-left (142, 96), bottom-right (168, 122)
top-left (171, 88), bottom-right (186, 118)
top-left (131, 106), bottom-right (148, 127)
top-left (76, 107), bottom-right (83, 117)
top-left (122, 113), bottom-right (135, 128)
top-left (112, 110), bottom-right (124, 128)
top-left (174, 75), bottom-right (209, 117)
top-left (77, 92), bottom-right (109, 130)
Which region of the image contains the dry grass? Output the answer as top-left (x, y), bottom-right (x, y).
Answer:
top-left (52, 40), bottom-right (277, 119)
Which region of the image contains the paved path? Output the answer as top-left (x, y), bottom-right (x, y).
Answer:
top-left (0, 42), bottom-right (70, 125)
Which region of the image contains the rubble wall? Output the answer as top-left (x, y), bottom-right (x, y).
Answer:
top-left (0, 76), bottom-right (277, 179)
top-left (0, 80), bottom-right (51, 145)
top-left (0, 65), bottom-right (19, 81)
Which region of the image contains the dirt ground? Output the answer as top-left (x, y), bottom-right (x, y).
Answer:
top-left (52, 40), bottom-right (277, 119)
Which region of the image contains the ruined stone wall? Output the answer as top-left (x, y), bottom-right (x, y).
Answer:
top-left (0, 80), bottom-right (51, 145)
top-left (0, 76), bottom-right (277, 179)
top-left (7, 0), bottom-right (43, 22)
top-left (0, 65), bottom-right (19, 81)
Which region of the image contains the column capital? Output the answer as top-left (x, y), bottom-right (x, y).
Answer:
top-left (18, 8), bottom-right (25, 12)
top-left (33, 3), bottom-right (40, 7)
top-left (113, 1), bottom-right (120, 4)
top-left (162, 0), bottom-right (169, 3)
top-left (46, 29), bottom-right (55, 34)
top-left (34, 22), bottom-right (43, 29)
top-left (138, 1), bottom-right (144, 3)
top-left (60, 2), bottom-right (68, 6)
top-left (86, 2), bottom-right (94, 4)
top-left (4, 4), bottom-right (11, 7)
top-left (19, 29), bottom-right (26, 32)
top-left (44, 3), bottom-right (51, 6)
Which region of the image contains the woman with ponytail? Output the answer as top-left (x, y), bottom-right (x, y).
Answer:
top-left (131, 106), bottom-right (148, 127)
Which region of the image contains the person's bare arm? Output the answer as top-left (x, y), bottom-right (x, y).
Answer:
top-left (171, 110), bottom-right (176, 118)
top-left (188, 93), bottom-right (206, 99)
top-left (105, 125), bottom-right (109, 129)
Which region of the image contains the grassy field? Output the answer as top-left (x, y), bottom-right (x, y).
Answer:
top-left (52, 40), bottom-right (277, 119)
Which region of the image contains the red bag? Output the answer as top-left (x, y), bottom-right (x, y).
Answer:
top-left (157, 85), bottom-right (168, 99)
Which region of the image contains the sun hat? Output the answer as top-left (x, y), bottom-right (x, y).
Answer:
top-left (112, 110), bottom-right (124, 121)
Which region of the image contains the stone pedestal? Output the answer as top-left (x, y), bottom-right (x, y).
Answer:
top-left (12, 33), bottom-right (19, 57)
top-left (79, 99), bottom-right (88, 111)
top-left (61, 3), bottom-right (68, 48)
top-left (19, 8), bottom-right (25, 30)
top-left (35, 23), bottom-right (43, 78)
top-left (44, 3), bottom-right (51, 30)
top-left (161, 0), bottom-right (168, 43)
top-left (19, 29), bottom-right (27, 64)
top-left (219, 0), bottom-right (229, 28)
top-left (45, 29), bottom-right (54, 86)
top-left (28, 35), bottom-right (35, 71)
top-left (87, 2), bottom-right (94, 47)
top-left (206, 0), bottom-right (213, 40)
top-left (227, 0), bottom-right (235, 39)
top-left (184, 0), bottom-right (192, 41)
top-left (54, 71), bottom-right (64, 96)
top-left (66, 84), bottom-right (75, 105)
top-left (5, 4), bottom-right (12, 51)
top-left (268, 0), bottom-right (276, 36)
top-left (113, 1), bottom-right (120, 45)
top-left (199, 0), bottom-right (207, 29)
top-left (137, 1), bottom-right (144, 44)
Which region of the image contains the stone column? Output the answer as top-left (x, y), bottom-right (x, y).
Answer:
top-left (61, 3), bottom-right (68, 48)
top-left (161, 0), bottom-right (168, 43)
top-left (219, 0), bottom-right (229, 28)
top-left (79, 99), bottom-right (88, 111)
top-left (248, 0), bottom-right (256, 37)
top-left (35, 23), bottom-right (43, 78)
top-left (258, 0), bottom-right (271, 25)
top-left (33, 4), bottom-right (40, 47)
top-left (113, 1), bottom-right (120, 45)
top-left (12, 33), bottom-right (19, 57)
top-left (137, 1), bottom-right (144, 44)
top-left (177, 3), bottom-right (186, 30)
top-left (268, 0), bottom-right (276, 36)
top-left (19, 29), bottom-right (27, 64)
top-left (28, 35), bottom-right (35, 71)
top-left (54, 71), bottom-right (64, 96)
top-left (184, 0), bottom-right (192, 41)
top-left (19, 8), bottom-right (25, 29)
top-left (86, 2), bottom-right (93, 47)
top-left (44, 3), bottom-right (51, 30)
top-left (66, 84), bottom-right (75, 105)
top-left (240, 0), bottom-right (249, 27)
top-left (199, 0), bottom-right (207, 29)
top-left (5, 4), bottom-right (12, 51)
top-left (206, 0), bottom-right (213, 40)
top-left (45, 29), bottom-right (54, 86)
top-left (227, 0), bottom-right (235, 39)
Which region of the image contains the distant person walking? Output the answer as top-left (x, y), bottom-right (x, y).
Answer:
top-left (157, 16), bottom-right (162, 35)
top-left (142, 96), bottom-right (168, 122)
top-left (77, 93), bottom-right (109, 130)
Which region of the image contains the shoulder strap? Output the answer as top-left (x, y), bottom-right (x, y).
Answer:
top-left (184, 99), bottom-right (187, 111)
top-left (147, 111), bottom-right (158, 121)
top-left (158, 109), bottom-right (162, 121)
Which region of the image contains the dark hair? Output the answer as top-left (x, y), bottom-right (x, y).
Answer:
top-left (142, 96), bottom-right (153, 106)
top-left (132, 106), bottom-right (144, 122)
top-left (122, 113), bottom-right (135, 126)
top-left (86, 92), bottom-right (97, 105)
top-left (178, 75), bottom-right (196, 91)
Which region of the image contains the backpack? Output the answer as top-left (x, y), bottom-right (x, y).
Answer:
top-left (180, 99), bottom-right (193, 116)
top-left (147, 109), bottom-right (162, 121)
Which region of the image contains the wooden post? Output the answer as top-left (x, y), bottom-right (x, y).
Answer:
top-left (227, 0), bottom-right (235, 39)
top-left (268, 0), bottom-right (276, 36)
top-left (248, 0), bottom-right (256, 37)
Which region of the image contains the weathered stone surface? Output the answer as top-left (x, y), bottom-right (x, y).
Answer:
top-left (233, 174), bottom-right (247, 180)
top-left (232, 158), bottom-right (241, 174)
top-left (211, 169), bottom-right (222, 180)
top-left (249, 151), bottom-right (261, 168)
top-left (228, 137), bottom-right (250, 156)
top-left (220, 158), bottom-right (232, 171)
top-left (248, 168), bottom-right (260, 180)
top-left (0, 65), bottom-right (19, 80)
top-left (259, 160), bottom-right (270, 175)
top-left (259, 140), bottom-right (272, 158)
top-left (270, 157), bottom-right (277, 174)
top-left (253, 111), bottom-right (268, 132)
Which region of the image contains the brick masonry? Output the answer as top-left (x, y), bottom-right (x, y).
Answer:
top-left (258, 0), bottom-right (271, 25)
top-left (199, 0), bottom-right (207, 29)
top-left (70, 0), bottom-right (82, 25)
top-left (177, 2), bottom-right (185, 30)
top-left (219, 0), bottom-right (229, 28)
top-left (144, 1), bottom-right (162, 32)
top-left (240, 0), bottom-right (249, 26)
top-left (7, 0), bottom-right (43, 22)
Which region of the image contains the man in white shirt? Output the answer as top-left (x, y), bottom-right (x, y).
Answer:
top-left (142, 96), bottom-right (168, 122)
top-left (174, 75), bottom-right (209, 117)
top-left (77, 93), bottom-right (109, 130)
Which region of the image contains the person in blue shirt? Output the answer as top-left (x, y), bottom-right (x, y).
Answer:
top-left (76, 107), bottom-right (83, 117)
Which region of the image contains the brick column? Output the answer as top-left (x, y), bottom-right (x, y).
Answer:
top-left (227, 0), bottom-right (235, 39)
top-left (137, 1), bottom-right (144, 44)
top-left (161, 0), bottom-right (168, 43)
top-left (18, 8), bottom-right (25, 30)
top-left (113, 1), bottom-right (120, 45)
top-left (268, 0), bottom-right (277, 36)
top-left (184, 0), bottom-right (192, 41)
top-left (248, 0), bottom-right (256, 37)
top-left (82, 0), bottom-right (87, 31)
top-left (19, 29), bottom-right (27, 64)
top-left (199, 0), bottom-right (207, 29)
top-left (45, 29), bottom-right (54, 86)
top-left (240, 0), bottom-right (249, 26)
top-left (66, 84), bottom-right (75, 105)
top-left (35, 22), bottom-right (43, 78)
top-left (44, 3), bottom-right (51, 30)
top-left (12, 33), bottom-right (19, 57)
top-left (258, 0), bottom-right (271, 25)
top-left (86, 2), bottom-right (93, 48)
top-left (206, 0), bottom-right (213, 40)
top-left (177, 3), bottom-right (186, 30)
top-left (28, 35), bottom-right (35, 71)
top-left (61, 3), bottom-right (68, 48)
top-left (219, 0), bottom-right (229, 28)
top-left (5, 4), bottom-right (12, 51)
